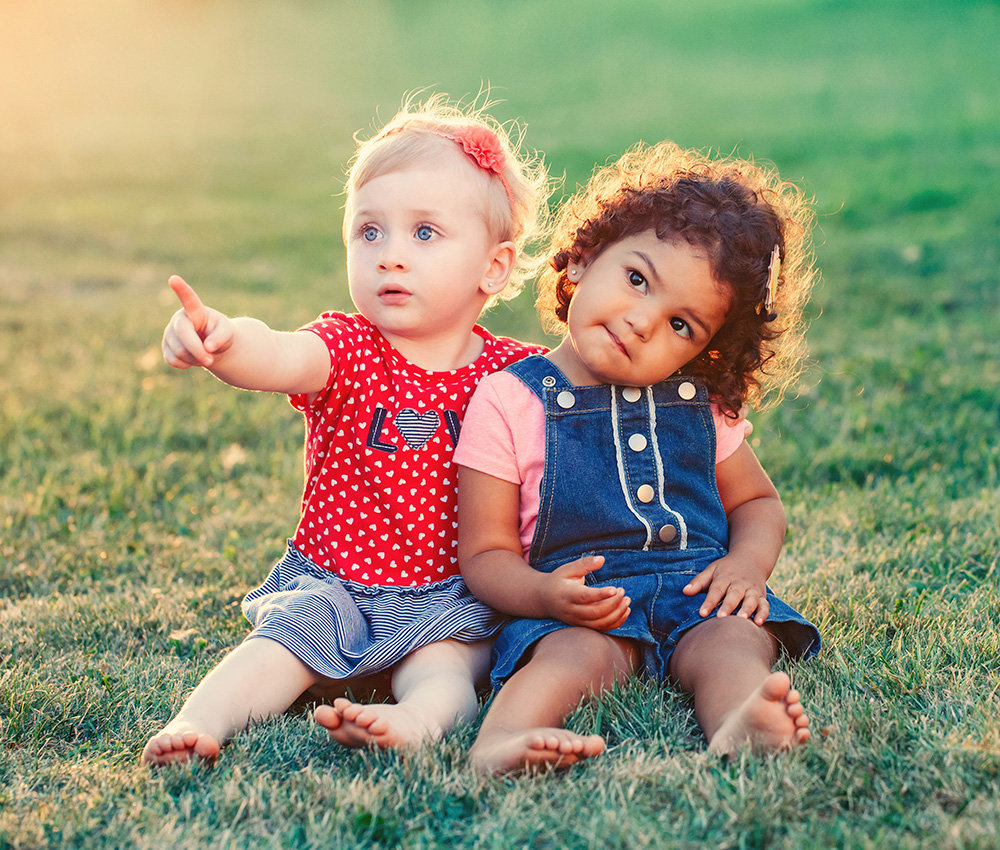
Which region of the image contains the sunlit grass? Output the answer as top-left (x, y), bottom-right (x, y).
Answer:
top-left (2, 0), bottom-right (999, 847)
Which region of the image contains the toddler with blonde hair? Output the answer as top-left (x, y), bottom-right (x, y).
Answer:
top-left (143, 93), bottom-right (550, 764)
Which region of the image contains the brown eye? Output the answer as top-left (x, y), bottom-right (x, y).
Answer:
top-left (628, 270), bottom-right (648, 291)
top-left (670, 317), bottom-right (692, 339)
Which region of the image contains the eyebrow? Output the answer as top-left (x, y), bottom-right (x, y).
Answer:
top-left (632, 251), bottom-right (661, 285)
top-left (630, 250), bottom-right (715, 338)
top-left (683, 311), bottom-right (714, 339)
top-left (350, 206), bottom-right (444, 220)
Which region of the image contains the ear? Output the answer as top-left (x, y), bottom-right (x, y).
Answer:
top-left (567, 259), bottom-right (585, 281)
top-left (479, 241), bottom-right (516, 295)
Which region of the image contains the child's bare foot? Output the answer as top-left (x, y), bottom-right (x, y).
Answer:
top-left (470, 728), bottom-right (606, 775)
top-left (141, 718), bottom-right (221, 766)
top-left (313, 698), bottom-right (440, 750)
top-left (707, 671), bottom-right (810, 757)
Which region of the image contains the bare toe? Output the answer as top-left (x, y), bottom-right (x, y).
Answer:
top-left (312, 704), bottom-right (342, 730)
top-left (708, 672), bottom-right (810, 757)
top-left (365, 716), bottom-right (390, 736)
top-left (760, 671), bottom-right (791, 700)
top-left (472, 729), bottom-right (605, 775)
top-left (142, 726), bottom-right (219, 766)
top-left (322, 700), bottom-right (438, 750)
top-left (192, 734), bottom-right (221, 760)
top-left (339, 701), bottom-right (367, 724)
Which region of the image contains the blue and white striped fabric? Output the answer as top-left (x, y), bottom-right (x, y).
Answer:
top-left (240, 543), bottom-right (506, 679)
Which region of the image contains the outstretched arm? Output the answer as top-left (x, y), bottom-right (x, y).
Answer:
top-left (161, 275), bottom-right (330, 395)
top-left (682, 441), bottom-right (786, 625)
top-left (457, 466), bottom-right (631, 631)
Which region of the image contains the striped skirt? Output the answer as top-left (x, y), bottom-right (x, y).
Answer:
top-left (240, 543), bottom-right (506, 679)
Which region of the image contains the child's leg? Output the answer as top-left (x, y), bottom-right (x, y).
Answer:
top-left (668, 616), bottom-right (810, 756)
top-left (470, 628), bottom-right (639, 775)
top-left (141, 637), bottom-right (320, 765)
top-left (313, 638), bottom-right (490, 750)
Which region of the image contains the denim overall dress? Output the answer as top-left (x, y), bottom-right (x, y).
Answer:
top-left (490, 355), bottom-right (820, 688)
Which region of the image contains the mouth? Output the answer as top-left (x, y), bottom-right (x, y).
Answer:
top-left (605, 326), bottom-right (629, 358)
top-left (377, 283), bottom-right (412, 303)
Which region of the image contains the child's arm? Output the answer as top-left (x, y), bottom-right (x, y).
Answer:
top-left (161, 275), bottom-right (330, 395)
top-left (458, 467), bottom-right (631, 631)
top-left (682, 441), bottom-right (785, 626)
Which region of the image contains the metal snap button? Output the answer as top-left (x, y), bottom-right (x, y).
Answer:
top-left (542, 375), bottom-right (556, 387)
top-left (678, 381), bottom-right (696, 400)
top-left (622, 387), bottom-right (642, 403)
top-left (628, 433), bottom-right (647, 452)
top-left (556, 391), bottom-right (576, 409)
top-left (658, 524), bottom-right (677, 543)
top-left (636, 484), bottom-right (655, 503)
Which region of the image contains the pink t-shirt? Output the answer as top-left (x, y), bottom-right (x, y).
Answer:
top-left (288, 313), bottom-right (544, 586)
top-left (454, 369), bottom-right (751, 556)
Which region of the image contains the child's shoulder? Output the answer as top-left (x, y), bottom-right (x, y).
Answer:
top-left (471, 366), bottom-right (544, 420)
top-left (709, 403), bottom-right (753, 463)
top-left (300, 310), bottom-right (370, 335)
top-left (298, 311), bottom-right (384, 354)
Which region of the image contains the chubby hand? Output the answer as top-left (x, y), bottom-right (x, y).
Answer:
top-left (682, 554), bottom-right (770, 625)
top-left (162, 275), bottom-right (235, 369)
top-left (539, 555), bottom-right (631, 631)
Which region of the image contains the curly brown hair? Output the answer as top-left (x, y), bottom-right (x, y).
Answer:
top-left (537, 141), bottom-right (817, 416)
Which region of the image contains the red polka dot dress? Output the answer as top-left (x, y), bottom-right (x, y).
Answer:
top-left (241, 312), bottom-right (544, 679)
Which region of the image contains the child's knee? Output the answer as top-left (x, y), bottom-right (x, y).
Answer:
top-left (534, 628), bottom-right (635, 683)
top-left (675, 615), bottom-right (778, 665)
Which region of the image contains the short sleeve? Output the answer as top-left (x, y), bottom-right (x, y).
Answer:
top-left (454, 374), bottom-right (521, 485)
top-left (713, 406), bottom-right (753, 464)
top-left (287, 314), bottom-right (344, 412)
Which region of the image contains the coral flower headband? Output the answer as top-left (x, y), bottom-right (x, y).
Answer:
top-left (375, 124), bottom-right (514, 204)
top-left (436, 126), bottom-right (514, 202)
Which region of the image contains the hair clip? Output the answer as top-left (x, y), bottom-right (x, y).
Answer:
top-left (440, 126), bottom-right (513, 201)
top-left (757, 244), bottom-right (780, 317)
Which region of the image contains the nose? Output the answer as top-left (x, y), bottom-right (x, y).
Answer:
top-left (376, 236), bottom-right (409, 273)
top-left (624, 305), bottom-right (656, 341)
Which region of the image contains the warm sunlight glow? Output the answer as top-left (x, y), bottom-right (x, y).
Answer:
top-left (0, 0), bottom-right (358, 180)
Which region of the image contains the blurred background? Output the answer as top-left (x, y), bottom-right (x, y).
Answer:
top-left (4, 1), bottom-right (996, 327)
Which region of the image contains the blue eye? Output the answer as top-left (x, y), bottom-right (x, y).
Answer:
top-left (416, 225), bottom-right (434, 241)
top-left (362, 226), bottom-right (380, 242)
top-left (628, 270), bottom-right (647, 291)
top-left (670, 317), bottom-right (692, 339)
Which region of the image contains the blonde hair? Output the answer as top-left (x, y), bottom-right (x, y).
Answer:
top-left (344, 92), bottom-right (553, 302)
top-left (538, 141), bottom-right (818, 414)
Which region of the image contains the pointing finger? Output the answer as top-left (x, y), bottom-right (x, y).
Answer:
top-left (168, 275), bottom-right (208, 334)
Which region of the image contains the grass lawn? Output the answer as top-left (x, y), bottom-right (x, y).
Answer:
top-left (2, 0), bottom-right (999, 847)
